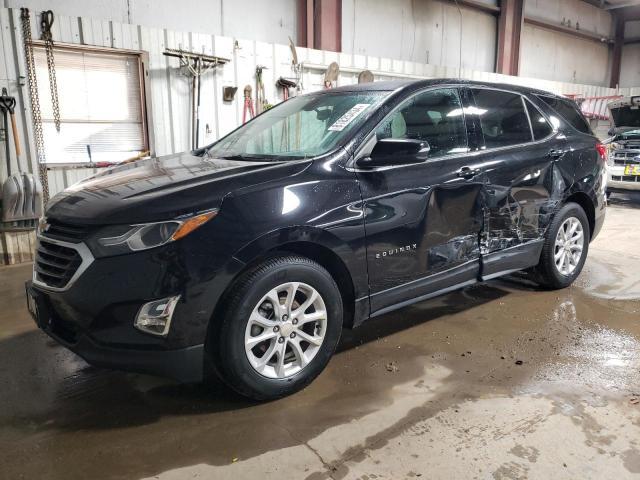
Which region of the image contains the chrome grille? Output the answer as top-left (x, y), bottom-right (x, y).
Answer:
top-left (612, 175), bottom-right (640, 183)
top-left (612, 149), bottom-right (640, 167)
top-left (35, 239), bottom-right (82, 289)
top-left (33, 236), bottom-right (93, 291)
top-left (613, 158), bottom-right (640, 166)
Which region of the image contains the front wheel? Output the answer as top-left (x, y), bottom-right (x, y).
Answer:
top-left (208, 255), bottom-right (343, 400)
top-left (535, 202), bottom-right (590, 289)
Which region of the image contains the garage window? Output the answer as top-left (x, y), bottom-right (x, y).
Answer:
top-left (471, 89), bottom-right (532, 149)
top-left (34, 46), bottom-right (147, 164)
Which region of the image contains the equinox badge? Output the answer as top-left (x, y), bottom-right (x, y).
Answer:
top-left (375, 244), bottom-right (417, 259)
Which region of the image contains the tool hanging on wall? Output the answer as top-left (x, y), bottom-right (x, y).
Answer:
top-left (20, 8), bottom-right (50, 202)
top-left (324, 62), bottom-right (340, 89)
top-left (358, 70), bottom-right (374, 84)
top-left (40, 10), bottom-right (60, 132)
top-left (255, 66), bottom-right (271, 114)
top-left (242, 85), bottom-right (255, 124)
top-left (222, 86), bottom-right (238, 102)
top-left (163, 48), bottom-right (230, 150)
top-left (276, 77), bottom-right (297, 100)
top-left (0, 89), bottom-right (21, 158)
top-left (288, 36), bottom-right (303, 94)
top-left (0, 90), bottom-right (13, 176)
top-left (275, 79), bottom-right (298, 150)
top-left (0, 88), bottom-right (43, 228)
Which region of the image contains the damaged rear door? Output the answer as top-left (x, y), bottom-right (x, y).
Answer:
top-left (463, 87), bottom-right (564, 279)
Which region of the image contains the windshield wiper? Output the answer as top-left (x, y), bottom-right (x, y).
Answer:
top-left (218, 153), bottom-right (281, 161)
top-left (219, 154), bottom-right (257, 160)
top-left (209, 152), bottom-right (303, 162)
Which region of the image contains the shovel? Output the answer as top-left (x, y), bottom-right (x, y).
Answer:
top-left (1, 88), bottom-right (43, 223)
top-left (0, 88), bottom-right (21, 158)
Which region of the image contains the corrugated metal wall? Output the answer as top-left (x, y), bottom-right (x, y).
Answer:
top-left (1, 6), bottom-right (639, 199)
top-left (341, 0), bottom-right (498, 72)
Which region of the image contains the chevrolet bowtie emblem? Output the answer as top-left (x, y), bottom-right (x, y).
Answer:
top-left (38, 217), bottom-right (50, 234)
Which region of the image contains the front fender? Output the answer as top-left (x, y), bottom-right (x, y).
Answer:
top-left (232, 225), bottom-right (368, 299)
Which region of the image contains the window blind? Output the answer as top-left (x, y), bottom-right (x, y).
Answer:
top-left (34, 46), bottom-right (146, 164)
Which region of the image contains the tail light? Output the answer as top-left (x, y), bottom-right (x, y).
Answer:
top-left (596, 143), bottom-right (607, 162)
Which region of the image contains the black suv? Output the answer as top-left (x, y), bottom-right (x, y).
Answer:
top-left (26, 79), bottom-right (606, 400)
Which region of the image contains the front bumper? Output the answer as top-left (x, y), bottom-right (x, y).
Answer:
top-left (27, 281), bottom-right (205, 382)
top-left (607, 166), bottom-right (640, 191)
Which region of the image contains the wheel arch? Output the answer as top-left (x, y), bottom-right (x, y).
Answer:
top-left (266, 241), bottom-right (357, 329)
top-left (564, 191), bottom-right (595, 240)
top-left (207, 227), bottom-right (363, 351)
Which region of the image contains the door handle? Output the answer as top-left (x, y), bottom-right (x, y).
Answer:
top-left (457, 166), bottom-right (481, 179)
top-left (548, 149), bottom-right (565, 160)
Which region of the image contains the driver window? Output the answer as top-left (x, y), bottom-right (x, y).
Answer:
top-left (376, 88), bottom-right (468, 159)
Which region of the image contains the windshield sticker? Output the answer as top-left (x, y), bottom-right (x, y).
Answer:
top-left (328, 103), bottom-right (371, 132)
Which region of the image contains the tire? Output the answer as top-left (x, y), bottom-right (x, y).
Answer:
top-left (535, 202), bottom-right (590, 290)
top-left (208, 254), bottom-right (343, 401)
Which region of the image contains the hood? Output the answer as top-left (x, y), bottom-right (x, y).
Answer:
top-left (46, 151), bottom-right (311, 225)
top-left (608, 96), bottom-right (640, 131)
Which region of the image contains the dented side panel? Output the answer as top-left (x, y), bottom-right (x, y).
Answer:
top-left (357, 155), bottom-right (484, 309)
top-left (355, 83), bottom-right (603, 316)
top-left (472, 135), bottom-right (568, 255)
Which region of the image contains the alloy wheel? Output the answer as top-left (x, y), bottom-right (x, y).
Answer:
top-left (554, 216), bottom-right (584, 276)
top-left (244, 282), bottom-right (327, 379)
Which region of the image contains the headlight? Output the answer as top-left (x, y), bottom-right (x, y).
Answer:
top-left (607, 143), bottom-right (620, 166)
top-left (90, 210), bottom-right (217, 257)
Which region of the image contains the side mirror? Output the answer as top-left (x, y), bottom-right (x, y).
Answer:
top-left (356, 138), bottom-right (430, 168)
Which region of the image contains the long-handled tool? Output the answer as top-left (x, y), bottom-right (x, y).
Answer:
top-left (275, 78), bottom-right (298, 151)
top-left (163, 48), bottom-right (230, 150)
top-left (1, 95), bottom-right (11, 178)
top-left (242, 85), bottom-right (255, 124)
top-left (324, 62), bottom-right (340, 89)
top-left (0, 88), bottom-right (43, 226)
top-left (255, 66), bottom-right (271, 114)
top-left (276, 77), bottom-right (297, 101)
top-left (0, 88), bottom-right (21, 158)
top-left (288, 36), bottom-right (303, 94)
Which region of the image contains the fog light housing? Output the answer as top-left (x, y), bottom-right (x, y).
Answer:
top-left (134, 295), bottom-right (180, 336)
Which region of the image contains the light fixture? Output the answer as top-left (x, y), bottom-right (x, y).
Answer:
top-left (134, 295), bottom-right (181, 336)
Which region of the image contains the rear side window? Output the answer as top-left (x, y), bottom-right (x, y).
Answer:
top-left (536, 95), bottom-right (592, 134)
top-left (376, 88), bottom-right (468, 158)
top-left (525, 100), bottom-right (553, 140)
top-left (470, 89), bottom-right (532, 149)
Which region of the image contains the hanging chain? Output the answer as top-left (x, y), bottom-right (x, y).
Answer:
top-left (20, 7), bottom-right (49, 202)
top-left (40, 10), bottom-right (60, 132)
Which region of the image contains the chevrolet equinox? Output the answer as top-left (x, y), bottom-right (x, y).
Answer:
top-left (27, 79), bottom-right (606, 400)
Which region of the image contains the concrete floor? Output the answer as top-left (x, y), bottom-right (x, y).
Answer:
top-left (2, 193), bottom-right (640, 480)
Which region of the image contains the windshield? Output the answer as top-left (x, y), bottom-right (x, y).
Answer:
top-left (611, 106), bottom-right (640, 128)
top-left (206, 90), bottom-right (390, 161)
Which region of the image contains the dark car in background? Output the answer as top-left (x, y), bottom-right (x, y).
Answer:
top-left (26, 79), bottom-right (606, 400)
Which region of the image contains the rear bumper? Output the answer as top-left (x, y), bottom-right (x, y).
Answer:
top-left (27, 281), bottom-right (204, 382)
